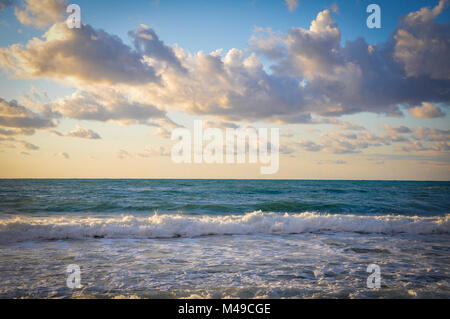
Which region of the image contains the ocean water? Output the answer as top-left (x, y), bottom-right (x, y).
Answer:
top-left (0, 179), bottom-right (449, 298)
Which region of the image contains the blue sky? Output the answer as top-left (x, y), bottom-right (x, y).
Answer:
top-left (3, 0), bottom-right (449, 50)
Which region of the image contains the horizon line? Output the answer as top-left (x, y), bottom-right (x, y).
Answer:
top-left (0, 178), bottom-right (448, 182)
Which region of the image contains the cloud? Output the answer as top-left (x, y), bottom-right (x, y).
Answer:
top-left (55, 151), bottom-right (69, 159)
top-left (285, 0), bottom-right (298, 12)
top-left (409, 102), bottom-right (446, 118)
top-left (0, 135), bottom-right (39, 150)
top-left (330, 3), bottom-right (339, 14)
top-left (296, 124), bottom-right (450, 155)
top-left (152, 127), bottom-right (171, 139)
top-left (14, 0), bottom-right (67, 28)
top-left (319, 118), bottom-right (366, 131)
top-left (297, 128), bottom-right (411, 155)
top-left (129, 24), bottom-right (186, 73)
top-left (279, 144), bottom-right (296, 156)
top-left (66, 125), bottom-right (101, 139)
top-left (51, 88), bottom-right (166, 124)
top-left (298, 140), bottom-right (323, 152)
top-left (0, 127), bottom-right (35, 136)
top-left (0, 23), bottom-right (160, 85)
top-left (249, 4), bottom-right (450, 120)
top-left (250, 27), bottom-right (286, 60)
top-left (48, 129), bottom-right (63, 137)
top-left (397, 141), bottom-right (433, 153)
top-left (383, 124), bottom-right (412, 134)
top-left (117, 149), bottom-right (132, 160)
top-left (317, 159), bottom-right (347, 165)
top-left (393, 0), bottom-right (450, 79)
top-left (137, 146), bottom-right (170, 158)
top-left (0, 97), bottom-right (56, 129)
top-left (414, 126), bottom-right (450, 142)
top-left (19, 140), bottom-right (39, 150)
top-left (135, 4), bottom-right (449, 123)
top-left (203, 120), bottom-right (239, 130)
top-left (280, 128), bottom-right (296, 138)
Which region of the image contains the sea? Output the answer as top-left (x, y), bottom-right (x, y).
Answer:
top-left (0, 179), bottom-right (448, 298)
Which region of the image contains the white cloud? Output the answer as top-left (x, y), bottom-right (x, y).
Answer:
top-left (409, 102), bottom-right (445, 118)
top-left (14, 0), bottom-right (67, 28)
top-left (0, 23), bottom-right (160, 85)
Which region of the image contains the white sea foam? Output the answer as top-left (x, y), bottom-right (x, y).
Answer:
top-left (0, 211), bottom-right (448, 243)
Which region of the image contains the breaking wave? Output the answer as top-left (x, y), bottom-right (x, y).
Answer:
top-left (0, 211), bottom-right (449, 243)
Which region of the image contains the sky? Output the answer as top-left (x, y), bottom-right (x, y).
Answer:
top-left (0, 0), bottom-right (449, 180)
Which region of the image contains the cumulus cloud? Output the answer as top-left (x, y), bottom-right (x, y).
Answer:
top-left (409, 102), bottom-right (446, 118)
top-left (0, 23), bottom-right (160, 85)
top-left (394, 0), bottom-right (450, 79)
top-left (14, 0), bottom-right (67, 28)
top-left (133, 3), bottom-right (449, 123)
top-left (249, 3), bottom-right (450, 120)
top-left (129, 24), bottom-right (186, 73)
top-left (66, 125), bottom-right (101, 139)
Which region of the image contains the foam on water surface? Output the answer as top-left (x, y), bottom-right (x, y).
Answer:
top-left (0, 211), bottom-right (448, 243)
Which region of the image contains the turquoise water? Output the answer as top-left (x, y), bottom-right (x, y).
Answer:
top-left (1, 179), bottom-right (449, 216)
top-left (0, 179), bottom-right (449, 298)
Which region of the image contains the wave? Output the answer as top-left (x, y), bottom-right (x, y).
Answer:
top-left (0, 211), bottom-right (448, 243)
